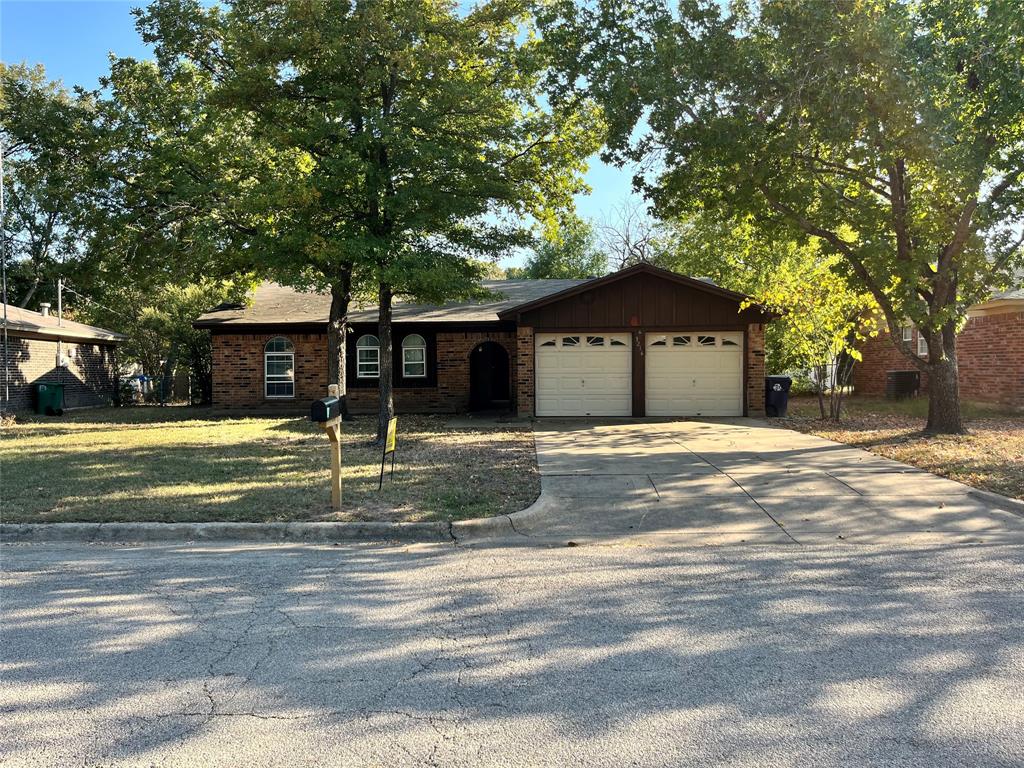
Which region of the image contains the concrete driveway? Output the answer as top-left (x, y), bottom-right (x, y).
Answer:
top-left (508, 419), bottom-right (1024, 544)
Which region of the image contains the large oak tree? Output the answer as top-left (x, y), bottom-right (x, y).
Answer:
top-left (137, 0), bottom-right (599, 436)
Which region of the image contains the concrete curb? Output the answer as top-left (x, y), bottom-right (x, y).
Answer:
top-left (967, 489), bottom-right (1024, 518)
top-left (1, 521), bottom-right (455, 545)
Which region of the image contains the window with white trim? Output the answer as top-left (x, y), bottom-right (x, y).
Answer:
top-left (264, 337), bottom-right (295, 398)
top-left (402, 334), bottom-right (427, 378)
top-left (917, 332), bottom-right (929, 356)
top-left (356, 334), bottom-right (380, 378)
top-left (901, 325), bottom-right (913, 343)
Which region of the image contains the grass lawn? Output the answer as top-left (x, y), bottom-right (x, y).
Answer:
top-left (1, 407), bottom-right (539, 524)
top-left (780, 395), bottom-right (1024, 500)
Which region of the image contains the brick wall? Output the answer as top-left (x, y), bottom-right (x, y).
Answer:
top-left (746, 323), bottom-right (766, 416)
top-left (212, 332), bottom-right (328, 411)
top-left (211, 329), bottom-right (517, 414)
top-left (853, 311), bottom-right (1024, 406)
top-left (2, 335), bottom-right (118, 412)
top-left (515, 326), bottom-right (535, 417)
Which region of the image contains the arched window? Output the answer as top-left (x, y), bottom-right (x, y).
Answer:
top-left (402, 334), bottom-right (427, 378)
top-left (356, 334), bottom-right (380, 378)
top-left (265, 337), bottom-right (294, 398)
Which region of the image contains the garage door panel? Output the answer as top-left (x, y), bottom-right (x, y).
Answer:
top-left (645, 331), bottom-right (743, 417)
top-left (535, 333), bottom-right (632, 417)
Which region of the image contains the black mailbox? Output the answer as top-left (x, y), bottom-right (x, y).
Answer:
top-left (310, 396), bottom-right (341, 423)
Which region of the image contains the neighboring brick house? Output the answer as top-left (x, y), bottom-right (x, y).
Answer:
top-left (1, 303), bottom-right (124, 412)
top-left (195, 263), bottom-right (775, 418)
top-left (853, 286), bottom-right (1024, 407)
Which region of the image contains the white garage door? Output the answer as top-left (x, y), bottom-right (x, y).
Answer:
top-left (535, 333), bottom-right (632, 416)
top-left (646, 332), bottom-right (743, 417)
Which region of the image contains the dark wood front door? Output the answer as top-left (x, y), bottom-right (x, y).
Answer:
top-left (469, 342), bottom-right (510, 411)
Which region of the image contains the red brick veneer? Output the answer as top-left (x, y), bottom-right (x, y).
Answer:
top-left (853, 311), bottom-right (1024, 407)
top-left (211, 330), bottom-right (517, 414)
top-left (746, 324), bottom-right (766, 416)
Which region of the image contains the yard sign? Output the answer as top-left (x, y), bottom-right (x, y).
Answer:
top-left (379, 417), bottom-right (398, 490)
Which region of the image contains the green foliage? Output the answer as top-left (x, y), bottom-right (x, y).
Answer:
top-left (134, 0), bottom-right (603, 298)
top-left (0, 64), bottom-right (100, 309)
top-left (80, 279), bottom-right (252, 403)
top-left (517, 213), bottom-right (608, 279)
top-left (654, 216), bottom-right (877, 380)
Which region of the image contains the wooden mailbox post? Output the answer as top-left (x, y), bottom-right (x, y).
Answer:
top-left (319, 384), bottom-right (343, 511)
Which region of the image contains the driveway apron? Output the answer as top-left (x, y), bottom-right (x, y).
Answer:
top-left (515, 419), bottom-right (1024, 544)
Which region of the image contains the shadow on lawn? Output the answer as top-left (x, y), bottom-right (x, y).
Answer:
top-left (3, 409), bottom-right (537, 523)
top-left (1, 543), bottom-right (1022, 764)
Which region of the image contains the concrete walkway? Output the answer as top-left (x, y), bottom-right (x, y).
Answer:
top-left (506, 419), bottom-right (1024, 544)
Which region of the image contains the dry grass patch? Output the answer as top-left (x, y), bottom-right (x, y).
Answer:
top-left (1, 407), bottom-right (539, 523)
top-left (780, 396), bottom-right (1024, 500)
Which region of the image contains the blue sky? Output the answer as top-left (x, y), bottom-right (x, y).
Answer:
top-left (1, 0), bottom-right (643, 267)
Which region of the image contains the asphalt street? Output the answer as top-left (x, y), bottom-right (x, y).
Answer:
top-left (2, 541), bottom-right (1023, 767)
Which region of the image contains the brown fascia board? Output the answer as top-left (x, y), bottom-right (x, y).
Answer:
top-left (497, 262), bottom-right (777, 321)
top-left (193, 319), bottom-right (516, 333)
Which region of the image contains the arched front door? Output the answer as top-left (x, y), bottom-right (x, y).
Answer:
top-left (469, 341), bottom-right (511, 411)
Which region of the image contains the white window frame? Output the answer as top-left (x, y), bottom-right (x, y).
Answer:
top-left (402, 334), bottom-right (427, 378)
top-left (901, 325), bottom-right (913, 343)
top-left (917, 332), bottom-right (929, 356)
top-left (264, 337), bottom-right (295, 399)
top-left (356, 334), bottom-right (380, 379)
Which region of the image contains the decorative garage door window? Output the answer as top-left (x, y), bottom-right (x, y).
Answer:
top-left (265, 337), bottom-right (295, 398)
top-left (356, 334), bottom-right (380, 378)
top-left (649, 333), bottom-right (741, 349)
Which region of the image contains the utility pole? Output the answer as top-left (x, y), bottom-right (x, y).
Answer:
top-left (1, 137), bottom-right (9, 412)
top-left (57, 276), bottom-right (63, 383)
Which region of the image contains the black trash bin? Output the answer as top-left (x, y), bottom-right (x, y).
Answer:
top-left (765, 376), bottom-right (792, 417)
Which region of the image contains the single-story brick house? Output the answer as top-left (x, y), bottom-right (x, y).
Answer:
top-left (853, 285), bottom-right (1024, 407)
top-left (1, 302), bottom-right (124, 412)
top-left (195, 263), bottom-right (774, 418)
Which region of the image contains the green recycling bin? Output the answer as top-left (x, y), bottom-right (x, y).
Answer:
top-left (33, 382), bottom-right (65, 416)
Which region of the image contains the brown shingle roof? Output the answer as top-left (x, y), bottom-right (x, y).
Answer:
top-left (2, 303), bottom-right (125, 343)
top-left (194, 279), bottom-right (589, 327)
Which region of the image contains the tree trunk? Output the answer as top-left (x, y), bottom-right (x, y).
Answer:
top-left (327, 267), bottom-right (353, 419)
top-left (814, 365), bottom-right (827, 419)
top-left (376, 283), bottom-right (394, 444)
top-left (925, 328), bottom-right (965, 434)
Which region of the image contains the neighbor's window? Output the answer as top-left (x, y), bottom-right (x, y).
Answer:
top-left (917, 332), bottom-right (929, 356)
top-left (901, 325), bottom-right (913, 343)
top-left (265, 337), bottom-right (295, 398)
top-left (356, 334), bottom-right (380, 378)
top-left (402, 334), bottom-right (427, 378)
